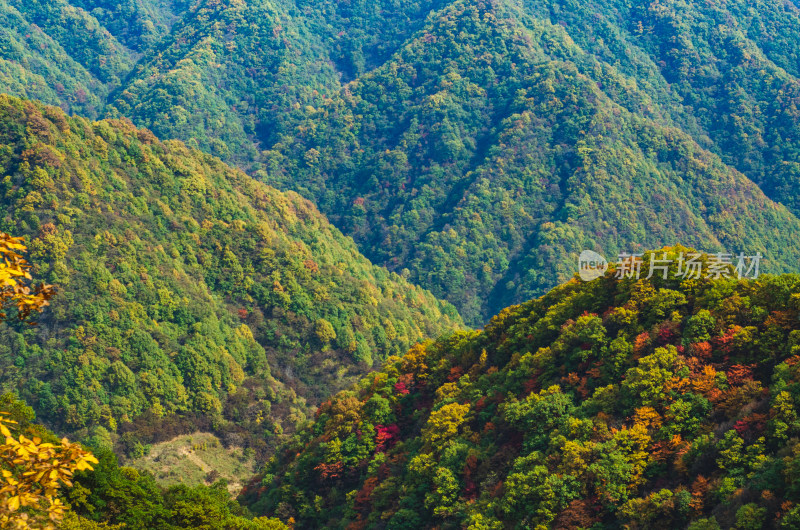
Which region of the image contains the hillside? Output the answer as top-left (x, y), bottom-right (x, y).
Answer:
top-left (128, 432), bottom-right (257, 495)
top-left (3, 0), bottom-right (800, 324)
top-left (0, 392), bottom-right (287, 529)
top-left (0, 0), bottom-right (425, 164)
top-left (266, 0), bottom-right (800, 324)
top-left (103, 0), bottom-right (340, 165)
top-left (0, 0), bottom-right (140, 116)
top-left (3, 3), bottom-right (800, 527)
top-left (0, 94), bottom-right (461, 459)
top-left (241, 250), bottom-right (800, 529)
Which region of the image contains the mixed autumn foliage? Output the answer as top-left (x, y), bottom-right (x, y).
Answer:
top-left (3, 1), bottom-right (800, 528)
top-left (0, 250), bottom-right (94, 530)
top-left (0, 230), bottom-right (286, 529)
top-left (4, 0), bottom-right (800, 324)
top-left (0, 410), bottom-right (97, 530)
top-left (0, 232), bottom-right (54, 323)
top-left (242, 250), bottom-right (800, 529)
top-left (0, 94), bottom-right (461, 462)
top-left (1, 393), bottom-right (287, 530)
top-left (261, 0), bottom-right (800, 325)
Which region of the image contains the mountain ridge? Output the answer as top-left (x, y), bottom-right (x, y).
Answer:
top-left (240, 251), bottom-right (800, 528)
top-left (262, 0), bottom-right (800, 323)
top-left (3, 0), bottom-right (800, 324)
top-left (0, 93), bottom-right (461, 459)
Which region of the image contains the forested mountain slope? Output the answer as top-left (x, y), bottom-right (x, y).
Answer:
top-left (0, 0), bottom-right (443, 165)
top-left (103, 0), bottom-right (342, 165)
top-left (0, 392), bottom-right (288, 529)
top-left (0, 95), bottom-right (461, 457)
top-left (3, 0), bottom-right (800, 324)
top-left (512, 0), bottom-right (800, 217)
top-left (241, 250), bottom-right (800, 529)
top-left (267, 0), bottom-right (800, 324)
top-left (102, 0), bottom-right (457, 164)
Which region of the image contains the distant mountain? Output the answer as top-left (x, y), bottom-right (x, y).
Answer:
top-left (102, 0), bottom-right (339, 165)
top-left (266, 0), bottom-right (800, 324)
top-left (241, 251), bottom-right (800, 529)
top-left (101, 0), bottom-right (454, 165)
top-left (496, 0), bottom-right (800, 219)
top-left (2, 0), bottom-right (800, 324)
top-left (0, 94), bottom-right (461, 455)
top-left (0, 0), bottom-right (443, 164)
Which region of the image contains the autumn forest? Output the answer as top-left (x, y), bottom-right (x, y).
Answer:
top-left (2, 0), bottom-right (800, 529)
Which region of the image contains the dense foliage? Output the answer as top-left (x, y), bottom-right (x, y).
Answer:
top-left (0, 393), bottom-right (286, 529)
top-left (0, 95), bottom-right (460, 460)
top-left (3, 0), bottom-right (800, 324)
top-left (103, 0), bottom-right (338, 166)
top-left (0, 0), bottom-right (192, 115)
top-left (1, 411), bottom-right (97, 529)
top-left (263, 0), bottom-right (800, 324)
top-left (101, 0), bottom-right (446, 165)
top-left (1, 260), bottom-right (84, 530)
top-left (243, 250), bottom-right (800, 529)
top-left (0, 232), bottom-right (54, 322)
top-left (4, 1), bottom-right (800, 525)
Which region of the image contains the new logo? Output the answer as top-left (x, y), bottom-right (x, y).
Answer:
top-left (578, 250), bottom-right (608, 281)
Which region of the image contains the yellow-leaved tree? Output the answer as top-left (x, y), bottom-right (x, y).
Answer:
top-left (0, 233), bottom-right (54, 322)
top-left (0, 414), bottom-right (98, 529)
